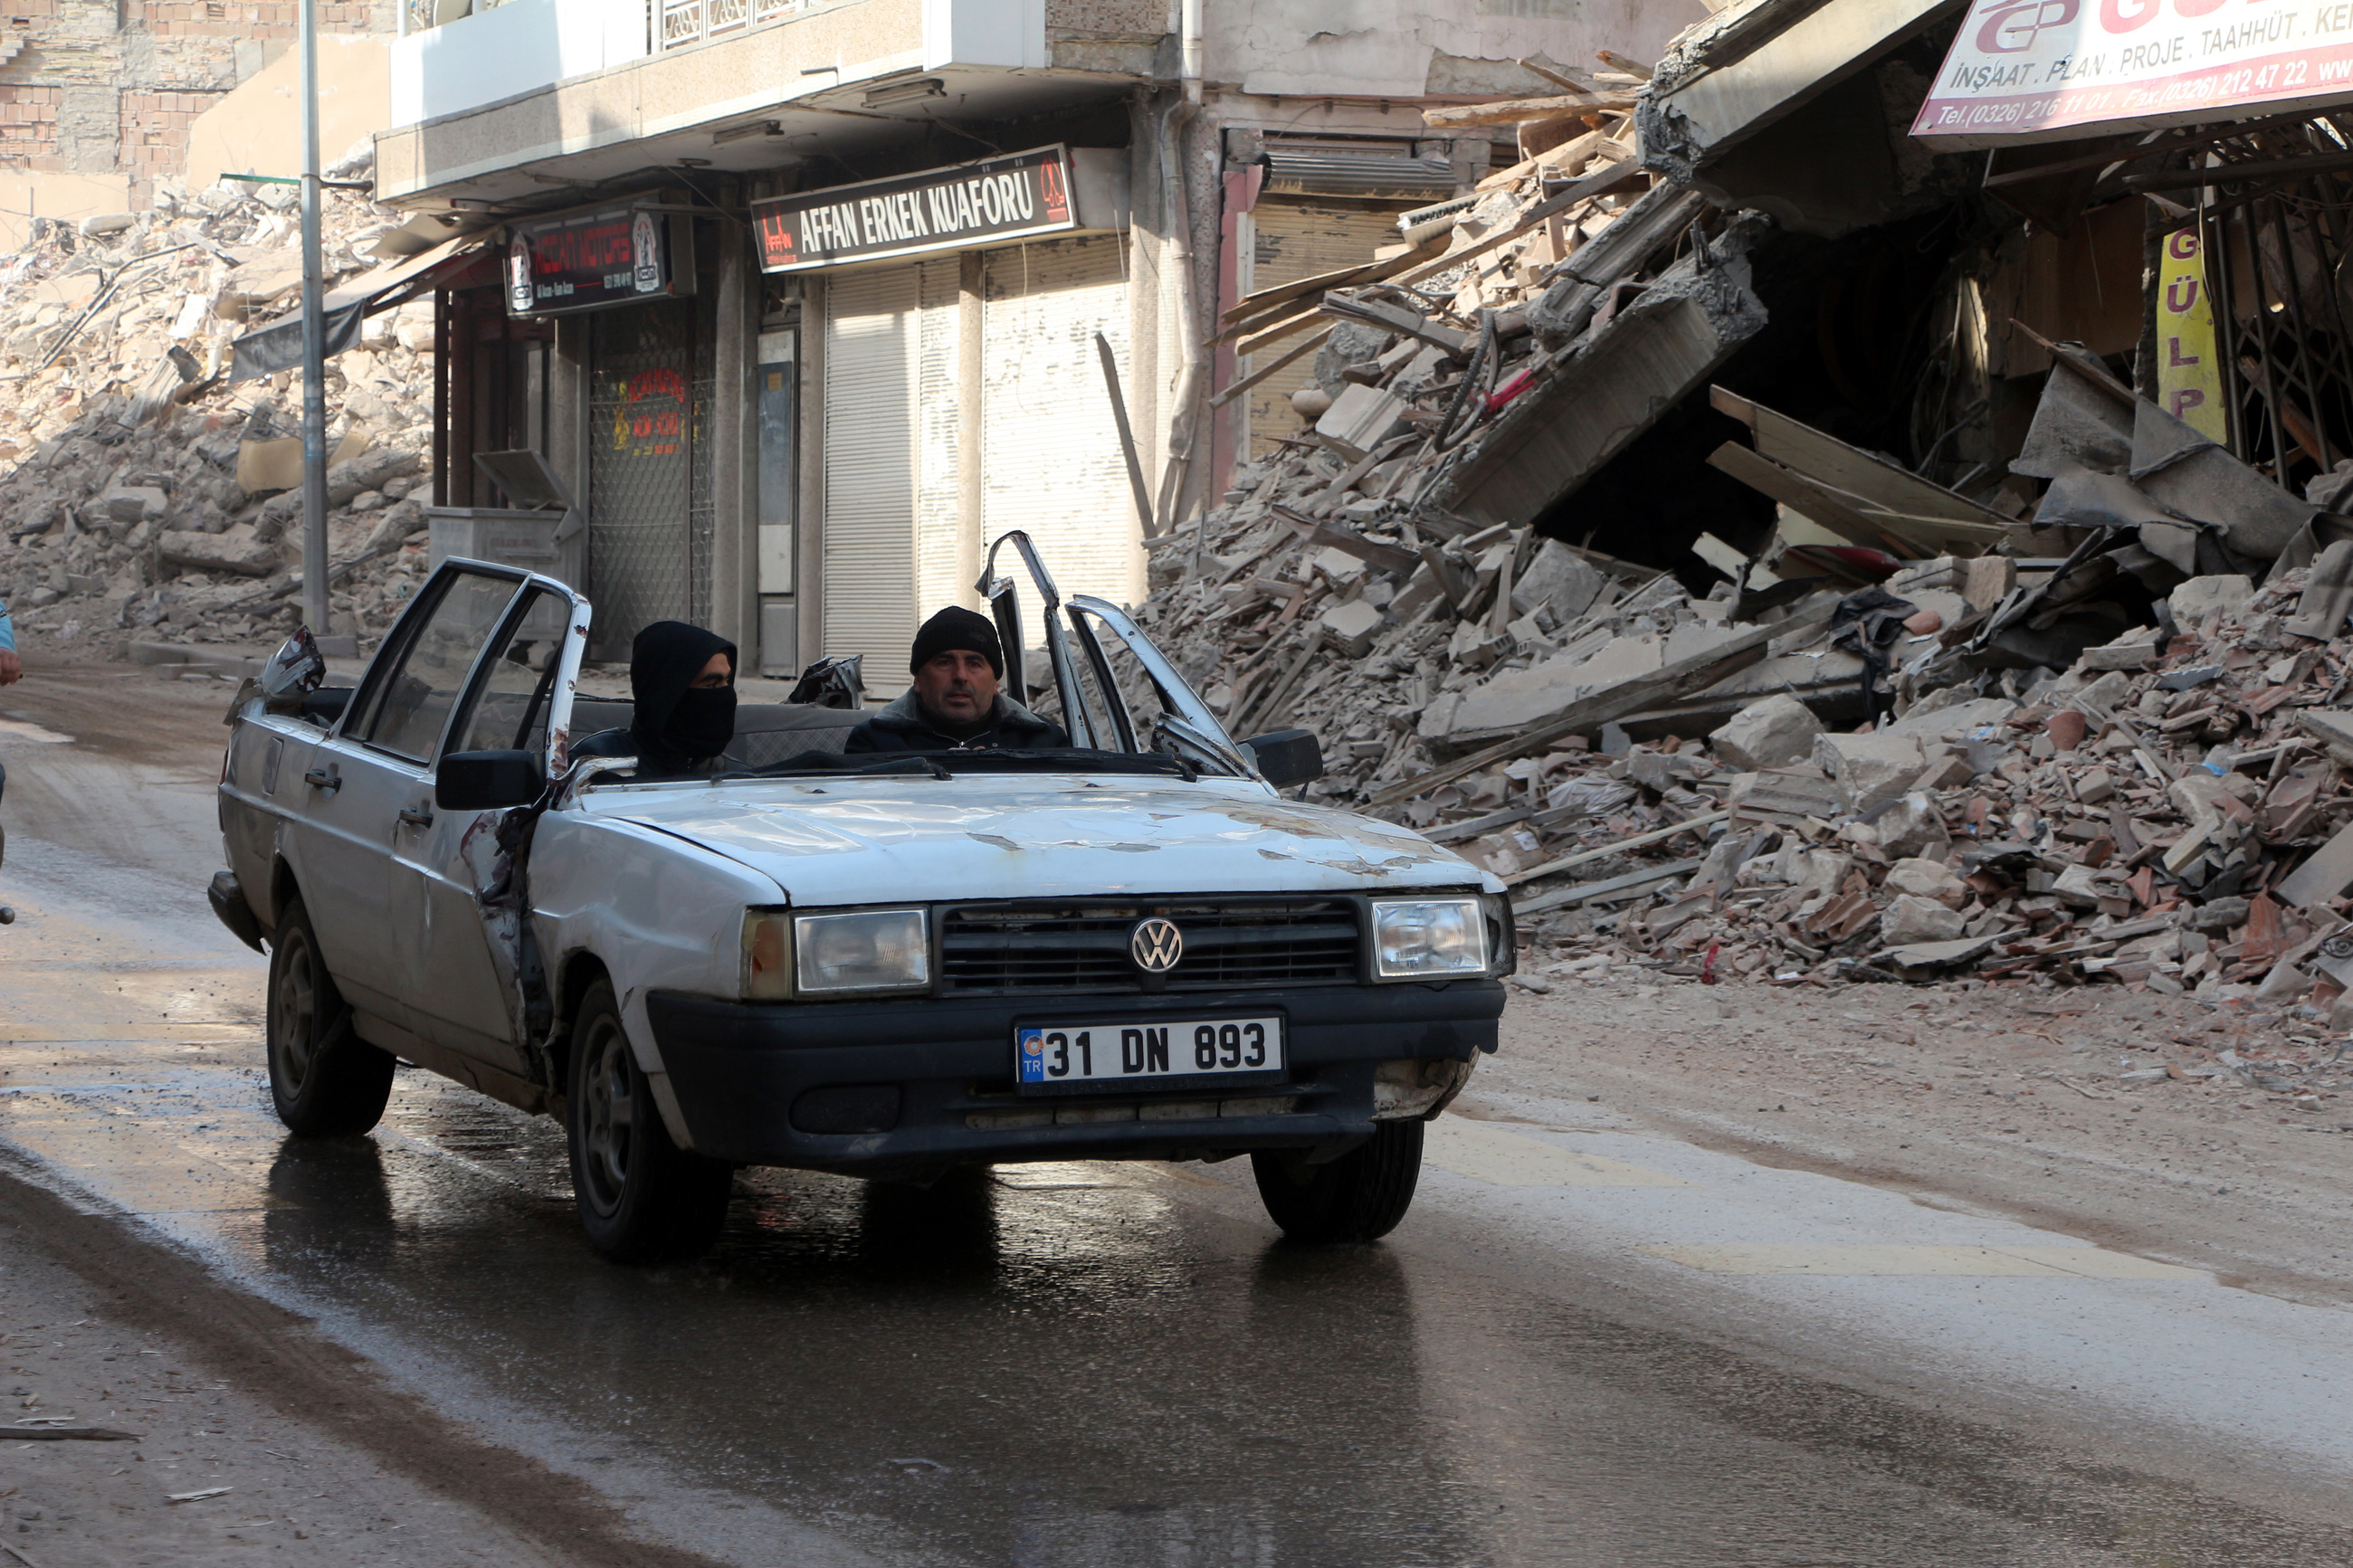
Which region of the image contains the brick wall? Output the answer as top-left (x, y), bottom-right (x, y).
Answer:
top-left (134, 3), bottom-right (374, 37)
top-left (119, 87), bottom-right (225, 173)
top-left (0, 84), bottom-right (60, 169)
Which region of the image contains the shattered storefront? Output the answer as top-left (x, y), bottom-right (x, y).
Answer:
top-left (752, 146), bottom-right (1140, 696)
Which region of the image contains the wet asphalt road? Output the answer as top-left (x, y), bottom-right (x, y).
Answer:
top-left (1, 672), bottom-right (2351, 1567)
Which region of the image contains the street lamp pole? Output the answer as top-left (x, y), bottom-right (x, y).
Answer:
top-left (298, 0), bottom-right (329, 642)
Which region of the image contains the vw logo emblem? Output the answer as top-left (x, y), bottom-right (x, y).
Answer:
top-left (1129, 917), bottom-right (1184, 974)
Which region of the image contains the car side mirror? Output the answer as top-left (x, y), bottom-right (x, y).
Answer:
top-left (1243, 728), bottom-right (1324, 791)
top-left (436, 749), bottom-right (544, 812)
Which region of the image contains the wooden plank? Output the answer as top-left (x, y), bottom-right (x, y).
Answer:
top-left (1221, 260), bottom-right (1385, 327)
top-left (1227, 303), bottom-right (1325, 356)
top-left (1424, 804), bottom-right (1534, 844)
top-left (1209, 328), bottom-right (1331, 410)
top-left (1319, 293), bottom-right (1473, 357)
top-left (1396, 156), bottom-right (1650, 290)
top-left (1506, 810), bottom-right (1729, 888)
top-left (1272, 504), bottom-right (1420, 576)
top-left (1423, 93), bottom-right (1636, 128)
top-left (1514, 856), bottom-right (1706, 916)
top-left (1366, 607), bottom-right (1833, 808)
top-left (1705, 441), bottom-right (1918, 555)
top-left (1711, 386), bottom-right (2015, 530)
top-left (1475, 127), bottom-right (1613, 191)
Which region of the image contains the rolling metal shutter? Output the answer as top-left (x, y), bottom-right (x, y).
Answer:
top-left (1240, 202), bottom-right (1411, 464)
top-left (821, 260), bottom-right (958, 698)
top-left (912, 260), bottom-right (965, 627)
top-left (980, 235), bottom-right (1140, 620)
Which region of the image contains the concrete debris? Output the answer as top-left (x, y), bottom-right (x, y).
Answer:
top-left (1145, 273), bottom-right (2353, 1013)
top-left (0, 174), bottom-right (436, 659)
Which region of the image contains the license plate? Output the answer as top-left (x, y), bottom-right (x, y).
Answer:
top-left (1015, 1016), bottom-right (1284, 1091)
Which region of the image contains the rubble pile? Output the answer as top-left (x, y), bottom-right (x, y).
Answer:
top-left (1138, 77), bottom-right (2353, 1024)
top-left (0, 155), bottom-right (443, 657)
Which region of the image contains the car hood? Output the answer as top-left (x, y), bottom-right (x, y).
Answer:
top-left (584, 772), bottom-right (1495, 904)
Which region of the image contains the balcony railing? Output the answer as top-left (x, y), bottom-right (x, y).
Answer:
top-left (657, 0), bottom-right (805, 49)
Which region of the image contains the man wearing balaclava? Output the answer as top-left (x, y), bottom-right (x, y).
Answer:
top-left (846, 605), bottom-right (1070, 753)
top-left (573, 621), bottom-right (738, 777)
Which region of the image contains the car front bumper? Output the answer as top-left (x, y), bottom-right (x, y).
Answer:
top-left (644, 981), bottom-right (1505, 1174)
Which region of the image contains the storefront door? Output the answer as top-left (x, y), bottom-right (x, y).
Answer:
top-left (586, 298), bottom-right (712, 660)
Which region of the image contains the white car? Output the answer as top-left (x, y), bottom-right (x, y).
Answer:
top-left (211, 535), bottom-right (1510, 1261)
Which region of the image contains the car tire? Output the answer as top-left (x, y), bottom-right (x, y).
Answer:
top-left (265, 897), bottom-right (394, 1137)
top-left (566, 979), bottom-right (730, 1264)
top-left (1251, 1118), bottom-right (1424, 1243)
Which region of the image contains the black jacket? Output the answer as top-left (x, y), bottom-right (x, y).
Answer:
top-left (845, 690), bottom-right (1071, 753)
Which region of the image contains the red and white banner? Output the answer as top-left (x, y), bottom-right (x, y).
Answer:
top-left (1914, 0), bottom-right (2353, 147)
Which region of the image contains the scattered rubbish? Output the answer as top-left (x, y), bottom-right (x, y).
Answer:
top-left (2, 1424), bottom-right (139, 1441)
top-left (166, 1486), bottom-right (233, 1503)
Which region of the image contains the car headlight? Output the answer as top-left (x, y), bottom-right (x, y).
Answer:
top-left (797, 908), bottom-right (930, 994)
top-left (740, 908), bottom-right (932, 998)
top-left (1372, 898), bottom-right (1490, 980)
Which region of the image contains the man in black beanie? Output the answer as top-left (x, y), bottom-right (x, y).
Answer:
top-left (845, 604), bottom-right (1072, 753)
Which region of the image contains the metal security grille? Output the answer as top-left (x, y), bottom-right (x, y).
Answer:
top-left (938, 899), bottom-right (1361, 996)
top-left (588, 299), bottom-right (704, 660)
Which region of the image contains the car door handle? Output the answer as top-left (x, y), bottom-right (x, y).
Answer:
top-left (303, 767), bottom-right (341, 794)
top-left (398, 806), bottom-right (433, 829)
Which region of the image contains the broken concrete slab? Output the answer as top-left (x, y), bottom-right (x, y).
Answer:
top-left (1873, 792), bottom-right (1951, 859)
top-left (2170, 575), bottom-right (2253, 623)
top-left (1815, 730), bottom-right (1926, 810)
top-left (156, 523), bottom-right (278, 577)
top-left (1313, 385), bottom-right (1408, 463)
top-left (1445, 633), bottom-right (1664, 737)
top-left (1881, 935), bottom-right (2003, 972)
top-left (1510, 540), bottom-right (1607, 626)
top-left (1710, 691), bottom-right (1824, 770)
top-left (1881, 894), bottom-right (1966, 946)
top-left (1319, 597), bottom-right (1387, 658)
top-left (100, 485), bottom-right (168, 525)
top-left (1884, 855), bottom-right (1967, 908)
top-left (1881, 696), bottom-right (2016, 740)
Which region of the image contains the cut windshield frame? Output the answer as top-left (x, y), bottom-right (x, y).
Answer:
top-left (564, 530), bottom-right (1262, 797)
top-left (978, 530), bottom-right (1255, 780)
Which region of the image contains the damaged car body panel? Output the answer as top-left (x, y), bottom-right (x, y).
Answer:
top-left (216, 540), bottom-right (1511, 1258)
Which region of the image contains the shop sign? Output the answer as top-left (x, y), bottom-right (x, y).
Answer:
top-left (507, 206), bottom-right (671, 316)
top-left (2156, 226), bottom-right (2229, 442)
top-left (752, 146), bottom-right (1077, 272)
top-left (1913, 0), bottom-right (2353, 147)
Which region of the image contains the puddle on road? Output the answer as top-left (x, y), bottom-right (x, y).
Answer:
top-left (0, 906), bottom-right (2346, 1567)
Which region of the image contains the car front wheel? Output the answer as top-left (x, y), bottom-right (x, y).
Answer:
top-left (566, 979), bottom-right (730, 1263)
top-left (265, 896), bottom-right (394, 1137)
top-left (1252, 1118), bottom-right (1424, 1243)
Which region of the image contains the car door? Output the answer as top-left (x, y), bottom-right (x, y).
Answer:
top-left (386, 582), bottom-right (585, 1081)
top-left (291, 565), bottom-right (526, 1031)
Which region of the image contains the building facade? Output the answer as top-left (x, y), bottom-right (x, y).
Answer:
top-left (376, 0), bottom-right (1703, 689)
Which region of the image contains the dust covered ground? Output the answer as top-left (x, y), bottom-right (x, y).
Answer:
top-left (1481, 963), bottom-right (2353, 1308)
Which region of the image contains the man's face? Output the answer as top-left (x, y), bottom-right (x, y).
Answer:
top-left (913, 649), bottom-right (998, 728)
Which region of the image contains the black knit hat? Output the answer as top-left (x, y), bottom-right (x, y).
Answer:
top-left (910, 604), bottom-right (1004, 678)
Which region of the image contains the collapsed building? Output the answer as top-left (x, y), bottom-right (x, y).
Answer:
top-left (1139, 0), bottom-right (2353, 1029)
